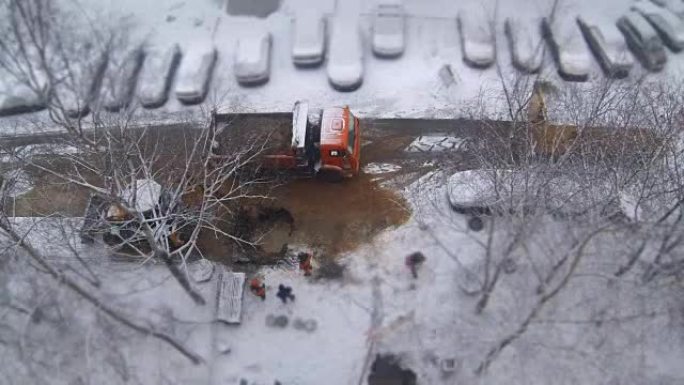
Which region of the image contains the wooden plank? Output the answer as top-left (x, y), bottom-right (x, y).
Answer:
top-left (215, 269), bottom-right (246, 324)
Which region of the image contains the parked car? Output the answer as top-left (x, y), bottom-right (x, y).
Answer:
top-left (327, 17), bottom-right (364, 91)
top-left (52, 51), bottom-right (108, 118)
top-left (102, 47), bottom-right (145, 112)
top-left (235, 31), bottom-right (272, 85)
top-left (138, 44), bottom-right (182, 109)
top-left (458, 10), bottom-right (495, 68)
top-left (617, 11), bottom-right (667, 71)
top-left (577, 16), bottom-right (634, 78)
top-left (372, 3), bottom-right (406, 57)
top-left (291, 10), bottom-right (326, 66)
top-left (447, 169), bottom-right (637, 230)
top-left (541, 17), bottom-right (592, 81)
top-left (650, 0), bottom-right (684, 19)
top-left (175, 45), bottom-right (217, 104)
top-left (504, 17), bottom-right (543, 73)
top-left (632, 1), bottom-right (684, 52)
top-left (0, 79), bottom-right (45, 117)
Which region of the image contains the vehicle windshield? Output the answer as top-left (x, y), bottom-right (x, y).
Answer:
top-left (376, 14), bottom-right (402, 35)
top-left (347, 115), bottom-right (356, 153)
top-left (295, 19), bottom-right (321, 47)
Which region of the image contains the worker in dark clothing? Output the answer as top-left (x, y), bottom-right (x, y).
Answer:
top-left (249, 277), bottom-right (266, 300)
top-left (405, 252), bottom-right (426, 279)
top-left (298, 252), bottom-right (313, 276)
top-left (276, 284), bottom-right (295, 304)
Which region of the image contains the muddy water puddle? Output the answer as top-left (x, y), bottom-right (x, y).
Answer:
top-left (199, 172), bottom-right (411, 263)
top-left (264, 173), bottom-right (409, 255)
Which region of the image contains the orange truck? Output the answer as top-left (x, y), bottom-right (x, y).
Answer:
top-left (218, 101), bottom-right (362, 180)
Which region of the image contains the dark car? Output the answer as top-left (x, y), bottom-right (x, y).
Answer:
top-left (617, 11), bottom-right (667, 71)
top-left (577, 16), bottom-right (634, 78)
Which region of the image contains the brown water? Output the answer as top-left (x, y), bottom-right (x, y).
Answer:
top-left (198, 172), bottom-right (411, 263)
top-left (263, 173), bottom-right (410, 255)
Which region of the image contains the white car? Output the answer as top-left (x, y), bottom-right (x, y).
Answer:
top-left (372, 3), bottom-right (406, 57)
top-left (504, 17), bottom-right (543, 74)
top-left (327, 18), bottom-right (364, 91)
top-left (291, 10), bottom-right (326, 66)
top-left (138, 44), bottom-right (182, 109)
top-left (175, 45), bottom-right (217, 104)
top-left (458, 11), bottom-right (495, 68)
top-left (234, 31), bottom-right (272, 85)
top-left (632, 0), bottom-right (684, 52)
top-left (577, 16), bottom-right (634, 78)
top-left (102, 47), bottom-right (145, 112)
top-left (541, 17), bottom-right (592, 82)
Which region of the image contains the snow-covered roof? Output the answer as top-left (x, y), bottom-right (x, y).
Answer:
top-left (121, 178), bottom-right (162, 213)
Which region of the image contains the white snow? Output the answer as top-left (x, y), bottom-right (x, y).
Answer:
top-left (458, 10), bottom-right (496, 68)
top-left (234, 31), bottom-right (272, 82)
top-left (372, 3), bottom-right (406, 57)
top-left (405, 135), bottom-right (467, 152)
top-left (544, 17), bottom-right (592, 79)
top-left (4, 167), bottom-right (684, 384)
top-left (0, 0), bottom-right (681, 127)
top-left (327, 15), bottom-right (364, 89)
top-left (1, 168), bottom-right (33, 198)
top-left (120, 178), bottom-right (163, 213)
top-left (291, 10), bottom-right (326, 64)
top-left (578, 15), bottom-right (635, 71)
top-left (505, 17), bottom-right (544, 73)
top-left (175, 44), bottom-right (217, 104)
top-left (633, 0), bottom-right (684, 50)
top-left (137, 44), bottom-right (181, 108)
top-left (651, 0), bottom-right (684, 18)
top-left (362, 162), bottom-right (402, 174)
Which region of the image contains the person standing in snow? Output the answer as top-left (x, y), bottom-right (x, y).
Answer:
top-left (276, 284), bottom-right (295, 304)
top-left (405, 251), bottom-right (426, 279)
top-left (298, 252), bottom-right (313, 276)
top-left (249, 277), bottom-right (266, 300)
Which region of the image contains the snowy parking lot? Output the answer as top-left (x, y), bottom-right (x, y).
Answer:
top-left (3, 0), bottom-right (684, 130)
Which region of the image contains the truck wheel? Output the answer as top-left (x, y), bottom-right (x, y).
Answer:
top-left (468, 216), bottom-right (484, 232)
top-left (317, 169), bottom-right (344, 183)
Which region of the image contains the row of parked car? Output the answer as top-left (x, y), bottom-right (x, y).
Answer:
top-left (2, 1), bottom-right (684, 117)
top-left (513, 0), bottom-right (684, 80)
top-left (0, 2), bottom-right (405, 117)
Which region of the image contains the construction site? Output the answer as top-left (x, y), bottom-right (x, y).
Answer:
top-left (2, 0), bottom-right (684, 384)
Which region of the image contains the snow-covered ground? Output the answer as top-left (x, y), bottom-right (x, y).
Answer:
top-left (4, 170), bottom-right (684, 384)
top-left (3, 0), bottom-right (684, 134)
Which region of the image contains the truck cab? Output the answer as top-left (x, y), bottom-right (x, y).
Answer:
top-left (318, 106), bottom-right (361, 178)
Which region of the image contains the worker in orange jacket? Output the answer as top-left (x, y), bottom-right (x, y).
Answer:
top-left (249, 277), bottom-right (266, 300)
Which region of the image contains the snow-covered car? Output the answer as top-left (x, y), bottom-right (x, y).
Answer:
top-left (617, 11), bottom-right (667, 72)
top-left (504, 17), bottom-right (543, 74)
top-left (447, 169), bottom-right (635, 230)
top-left (0, 75), bottom-right (45, 116)
top-left (52, 51), bottom-right (108, 118)
top-left (291, 10), bottom-right (326, 66)
top-left (235, 31), bottom-right (272, 85)
top-left (458, 11), bottom-right (495, 68)
top-left (327, 18), bottom-right (364, 91)
top-left (632, 1), bottom-right (684, 52)
top-left (372, 3), bottom-right (406, 58)
top-left (101, 47), bottom-right (145, 112)
top-left (541, 17), bottom-right (592, 82)
top-left (651, 0), bottom-right (684, 19)
top-left (175, 45), bottom-right (217, 104)
top-left (577, 16), bottom-right (634, 79)
top-left (138, 44), bottom-right (182, 109)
